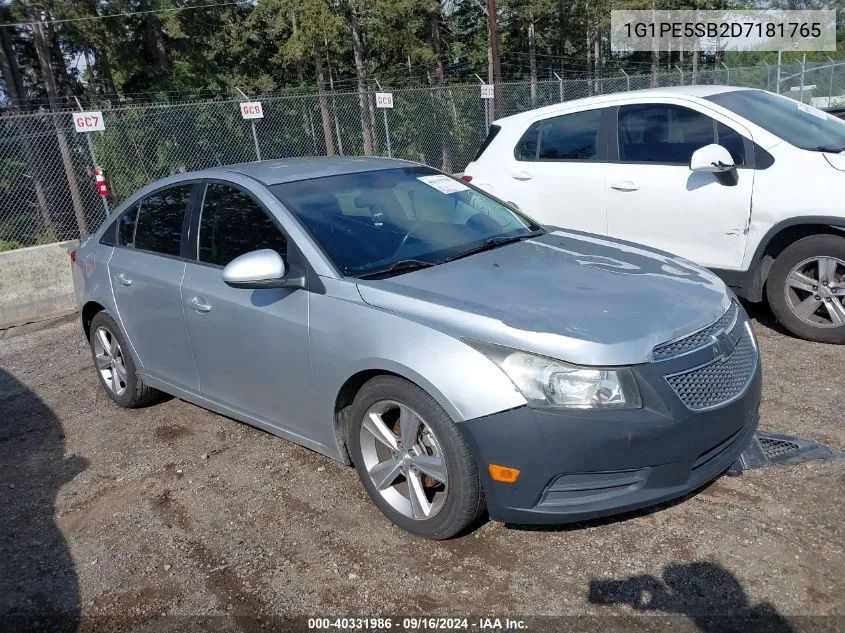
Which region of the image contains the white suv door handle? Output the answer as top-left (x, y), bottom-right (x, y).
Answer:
top-left (115, 273), bottom-right (132, 286)
top-left (511, 170), bottom-right (533, 181)
top-left (190, 296), bottom-right (212, 313)
top-left (610, 180), bottom-right (639, 192)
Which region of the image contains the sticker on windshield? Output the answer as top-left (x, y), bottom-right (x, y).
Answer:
top-left (417, 174), bottom-right (470, 194)
top-left (796, 101), bottom-right (828, 120)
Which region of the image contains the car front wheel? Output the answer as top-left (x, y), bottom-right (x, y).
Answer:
top-left (767, 234), bottom-right (845, 343)
top-left (348, 376), bottom-right (485, 539)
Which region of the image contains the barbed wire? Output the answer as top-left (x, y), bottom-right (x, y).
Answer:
top-left (0, 1), bottom-right (247, 27)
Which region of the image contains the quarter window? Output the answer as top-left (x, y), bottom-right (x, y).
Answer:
top-left (198, 184), bottom-right (287, 267)
top-left (515, 109), bottom-right (603, 161)
top-left (617, 104), bottom-right (747, 165)
top-left (134, 186), bottom-right (193, 256)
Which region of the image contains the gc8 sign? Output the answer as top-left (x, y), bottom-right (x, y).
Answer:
top-left (73, 111), bottom-right (105, 132)
top-left (240, 102), bottom-right (264, 119)
top-left (375, 92), bottom-right (394, 109)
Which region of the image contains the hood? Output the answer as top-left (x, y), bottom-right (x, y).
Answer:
top-left (356, 230), bottom-right (731, 366)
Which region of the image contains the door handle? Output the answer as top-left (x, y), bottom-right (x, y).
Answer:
top-left (115, 273), bottom-right (132, 286)
top-left (511, 170), bottom-right (533, 181)
top-left (190, 296), bottom-right (212, 313)
top-left (610, 180), bottom-right (639, 192)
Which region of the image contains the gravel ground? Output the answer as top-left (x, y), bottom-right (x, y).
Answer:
top-left (0, 305), bottom-right (843, 631)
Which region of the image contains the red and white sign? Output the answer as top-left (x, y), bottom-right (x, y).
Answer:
top-left (240, 101), bottom-right (264, 119)
top-left (480, 84), bottom-right (494, 99)
top-left (94, 167), bottom-right (109, 197)
top-left (73, 111), bottom-right (105, 132)
top-left (375, 92), bottom-right (394, 109)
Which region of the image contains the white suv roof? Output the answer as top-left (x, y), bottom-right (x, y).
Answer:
top-left (494, 85), bottom-right (752, 125)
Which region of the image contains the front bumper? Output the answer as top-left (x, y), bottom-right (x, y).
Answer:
top-left (460, 328), bottom-right (762, 525)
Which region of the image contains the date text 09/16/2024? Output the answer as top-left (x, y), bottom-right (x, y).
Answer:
top-left (307, 617), bottom-right (528, 631)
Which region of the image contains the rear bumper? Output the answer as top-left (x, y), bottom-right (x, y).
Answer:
top-left (459, 349), bottom-right (762, 525)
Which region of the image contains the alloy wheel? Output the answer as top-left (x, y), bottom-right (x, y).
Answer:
top-left (359, 400), bottom-right (449, 520)
top-left (784, 256), bottom-right (845, 328)
top-left (93, 326), bottom-right (128, 396)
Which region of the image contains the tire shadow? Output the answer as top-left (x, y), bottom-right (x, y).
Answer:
top-left (0, 369), bottom-right (87, 631)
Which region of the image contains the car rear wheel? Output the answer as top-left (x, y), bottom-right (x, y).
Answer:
top-left (767, 235), bottom-right (845, 343)
top-left (348, 376), bottom-right (485, 539)
top-left (88, 311), bottom-right (160, 407)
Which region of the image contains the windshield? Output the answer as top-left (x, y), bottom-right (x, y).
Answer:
top-left (272, 167), bottom-right (542, 277)
top-left (706, 89), bottom-right (845, 151)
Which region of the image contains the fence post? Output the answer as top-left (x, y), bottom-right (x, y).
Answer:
top-left (554, 72), bottom-right (564, 102)
top-left (828, 57), bottom-right (836, 105)
top-left (763, 62), bottom-right (770, 91)
top-left (799, 54), bottom-right (806, 103)
top-left (475, 73), bottom-right (489, 131)
top-left (620, 69), bottom-right (630, 92)
top-left (675, 65), bottom-right (684, 86)
top-left (236, 87), bottom-right (262, 161)
top-left (74, 96), bottom-right (110, 217)
top-left (721, 62), bottom-right (730, 86)
top-left (374, 79), bottom-right (392, 159)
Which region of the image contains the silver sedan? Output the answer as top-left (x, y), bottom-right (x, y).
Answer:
top-left (73, 157), bottom-right (761, 538)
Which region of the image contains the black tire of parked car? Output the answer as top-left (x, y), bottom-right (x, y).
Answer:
top-left (767, 234), bottom-right (845, 344)
top-left (348, 375), bottom-right (486, 539)
top-left (88, 311), bottom-right (160, 407)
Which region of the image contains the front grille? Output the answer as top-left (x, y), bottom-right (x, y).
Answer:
top-left (653, 303), bottom-right (738, 361)
top-left (665, 331), bottom-right (757, 410)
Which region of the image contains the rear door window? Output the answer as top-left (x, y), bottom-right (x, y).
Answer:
top-left (515, 109), bottom-right (603, 161)
top-left (134, 185), bottom-right (193, 256)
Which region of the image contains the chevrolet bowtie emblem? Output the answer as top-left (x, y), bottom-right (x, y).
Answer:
top-left (712, 330), bottom-right (735, 361)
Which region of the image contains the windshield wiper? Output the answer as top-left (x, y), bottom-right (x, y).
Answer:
top-left (808, 145), bottom-right (845, 153)
top-left (445, 230), bottom-right (545, 263)
top-left (355, 259), bottom-right (436, 279)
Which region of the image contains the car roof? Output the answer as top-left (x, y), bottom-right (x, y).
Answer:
top-left (216, 156), bottom-right (418, 186)
top-left (494, 84), bottom-right (753, 125)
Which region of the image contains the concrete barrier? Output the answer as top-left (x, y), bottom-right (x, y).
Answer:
top-left (0, 240), bottom-right (79, 330)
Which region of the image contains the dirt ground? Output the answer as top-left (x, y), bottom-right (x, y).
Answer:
top-left (1, 304), bottom-right (843, 632)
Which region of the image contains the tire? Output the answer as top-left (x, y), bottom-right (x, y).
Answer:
top-left (88, 311), bottom-right (160, 407)
top-left (767, 234), bottom-right (845, 344)
top-left (348, 376), bottom-right (485, 539)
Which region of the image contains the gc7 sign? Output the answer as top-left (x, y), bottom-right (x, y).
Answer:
top-left (73, 111), bottom-right (105, 132)
top-left (240, 101), bottom-right (264, 119)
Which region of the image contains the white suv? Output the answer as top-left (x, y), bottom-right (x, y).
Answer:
top-left (464, 86), bottom-right (845, 343)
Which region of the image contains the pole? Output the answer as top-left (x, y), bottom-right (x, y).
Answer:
top-left (486, 0), bottom-right (502, 120)
top-left (475, 73), bottom-right (489, 131)
top-left (828, 56), bottom-right (836, 106)
top-left (620, 69), bottom-right (630, 91)
top-left (675, 64), bottom-right (684, 86)
top-left (374, 79), bottom-right (392, 158)
top-left (554, 72), bottom-right (564, 101)
top-left (763, 62), bottom-right (770, 92)
top-left (799, 53), bottom-right (806, 103)
top-left (236, 87), bottom-right (262, 161)
top-left (75, 97), bottom-right (109, 216)
top-left (720, 61), bottom-right (730, 86)
top-left (777, 50), bottom-right (782, 94)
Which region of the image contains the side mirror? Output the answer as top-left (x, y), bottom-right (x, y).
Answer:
top-left (690, 144), bottom-right (735, 173)
top-left (222, 249), bottom-right (287, 289)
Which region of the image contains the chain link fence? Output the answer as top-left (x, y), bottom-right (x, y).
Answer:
top-left (2, 61), bottom-right (844, 251)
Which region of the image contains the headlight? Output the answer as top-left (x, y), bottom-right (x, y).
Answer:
top-left (466, 340), bottom-right (642, 410)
